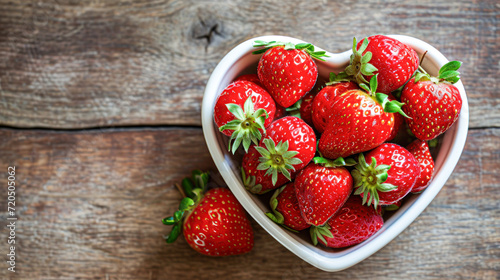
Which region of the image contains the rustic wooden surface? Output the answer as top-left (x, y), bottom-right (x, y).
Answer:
top-left (0, 0), bottom-right (498, 279)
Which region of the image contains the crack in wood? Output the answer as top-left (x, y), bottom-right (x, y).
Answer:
top-left (193, 17), bottom-right (222, 52)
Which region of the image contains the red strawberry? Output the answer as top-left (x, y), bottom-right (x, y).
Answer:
top-left (253, 41), bottom-right (328, 108)
top-left (298, 91), bottom-right (316, 127)
top-left (318, 75), bottom-right (407, 159)
top-left (162, 171), bottom-right (254, 256)
top-left (233, 73), bottom-right (263, 86)
top-left (313, 195), bottom-right (383, 248)
top-left (352, 143), bottom-right (420, 207)
top-left (295, 157), bottom-right (355, 227)
top-left (214, 80), bottom-right (276, 154)
top-left (242, 116), bottom-right (316, 194)
top-left (401, 61), bottom-right (463, 140)
top-left (312, 79), bottom-right (359, 133)
top-left (266, 182), bottom-right (310, 231)
top-left (344, 35), bottom-right (419, 94)
top-left (406, 139), bottom-right (435, 193)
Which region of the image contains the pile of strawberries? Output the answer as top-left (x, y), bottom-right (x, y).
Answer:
top-left (162, 35), bottom-right (463, 257)
top-left (213, 35), bottom-right (463, 248)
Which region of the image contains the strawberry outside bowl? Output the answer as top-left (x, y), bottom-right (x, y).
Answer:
top-left (201, 35), bottom-right (469, 272)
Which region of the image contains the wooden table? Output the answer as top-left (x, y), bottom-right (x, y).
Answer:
top-left (0, 1), bottom-right (498, 279)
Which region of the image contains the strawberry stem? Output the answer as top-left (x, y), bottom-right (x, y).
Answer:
top-left (162, 170), bottom-right (210, 244)
top-left (252, 40), bottom-right (329, 61)
top-left (313, 156), bottom-right (356, 167)
top-left (219, 96), bottom-right (269, 154)
top-left (310, 224), bottom-right (334, 246)
top-left (241, 167), bottom-right (264, 194)
top-left (344, 37), bottom-right (378, 85)
top-left (255, 138), bottom-right (302, 186)
top-left (351, 153), bottom-right (397, 209)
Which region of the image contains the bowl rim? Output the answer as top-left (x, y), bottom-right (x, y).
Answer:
top-left (201, 34), bottom-right (469, 272)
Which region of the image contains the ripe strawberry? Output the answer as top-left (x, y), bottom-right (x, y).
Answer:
top-left (312, 77), bottom-right (359, 133)
top-left (242, 116), bottom-right (316, 194)
top-left (162, 171), bottom-right (254, 256)
top-left (318, 75), bottom-right (407, 159)
top-left (401, 61), bottom-right (463, 140)
top-left (253, 40), bottom-right (328, 108)
top-left (352, 143), bottom-right (420, 207)
top-left (298, 91), bottom-right (316, 127)
top-left (313, 195), bottom-right (383, 248)
top-left (266, 182), bottom-right (310, 231)
top-left (344, 35), bottom-right (419, 94)
top-left (233, 73), bottom-right (263, 86)
top-left (214, 80), bottom-right (276, 154)
top-left (406, 139), bottom-right (435, 193)
top-left (295, 157), bottom-right (355, 227)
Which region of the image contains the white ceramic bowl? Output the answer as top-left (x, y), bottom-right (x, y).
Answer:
top-left (201, 35), bottom-right (469, 272)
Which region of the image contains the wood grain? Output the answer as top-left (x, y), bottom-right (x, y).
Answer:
top-left (0, 127), bottom-right (498, 279)
top-left (0, 0), bottom-right (498, 129)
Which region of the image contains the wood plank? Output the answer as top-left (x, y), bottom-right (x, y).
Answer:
top-left (0, 0), bottom-right (497, 129)
top-left (0, 127), bottom-right (498, 279)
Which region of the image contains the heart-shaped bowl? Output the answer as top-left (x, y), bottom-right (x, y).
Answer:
top-left (201, 35), bottom-right (469, 272)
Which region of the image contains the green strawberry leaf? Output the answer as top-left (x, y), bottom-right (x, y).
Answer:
top-left (252, 40), bottom-right (329, 61)
top-left (162, 216), bottom-right (176, 225)
top-left (179, 197), bottom-right (195, 211)
top-left (181, 178), bottom-right (195, 199)
top-left (166, 224), bottom-right (182, 243)
top-left (438, 61), bottom-right (462, 76)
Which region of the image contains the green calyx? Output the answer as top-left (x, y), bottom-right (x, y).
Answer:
top-left (344, 37), bottom-right (378, 85)
top-left (415, 61), bottom-right (462, 84)
top-left (285, 99), bottom-right (302, 118)
top-left (162, 170), bottom-right (210, 243)
top-left (241, 167), bottom-right (263, 194)
top-left (325, 72), bottom-right (352, 86)
top-left (313, 156), bottom-right (356, 167)
top-left (361, 74), bottom-right (410, 118)
top-left (310, 224), bottom-right (334, 246)
top-left (264, 186), bottom-right (299, 233)
top-left (219, 96), bottom-right (269, 154)
top-left (252, 40), bottom-right (329, 61)
top-left (351, 153), bottom-right (397, 209)
top-left (255, 138), bottom-right (302, 186)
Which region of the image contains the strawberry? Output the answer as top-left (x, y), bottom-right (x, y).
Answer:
top-left (298, 91), bottom-right (316, 127)
top-left (266, 182), bottom-right (310, 231)
top-left (352, 143), bottom-right (420, 207)
top-left (312, 77), bottom-right (359, 133)
top-left (162, 171), bottom-right (254, 256)
top-left (242, 116), bottom-right (316, 194)
top-left (318, 75), bottom-right (407, 159)
top-left (313, 195), bottom-right (383, 248)
top-left (253, 40), bottom-right (328, 108)
top-left (344, 35), bottom-right (419, 94)
top-left (401, 61), bottom-right (463, 140)
top-left (406, 139), bottom-right (435, 193)
top-left (295, 157), bottom-right (355, 227)
top-left (233, 73), bottom-right (263, 86)
top-left (214, 80), bottom-right (276, 154)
